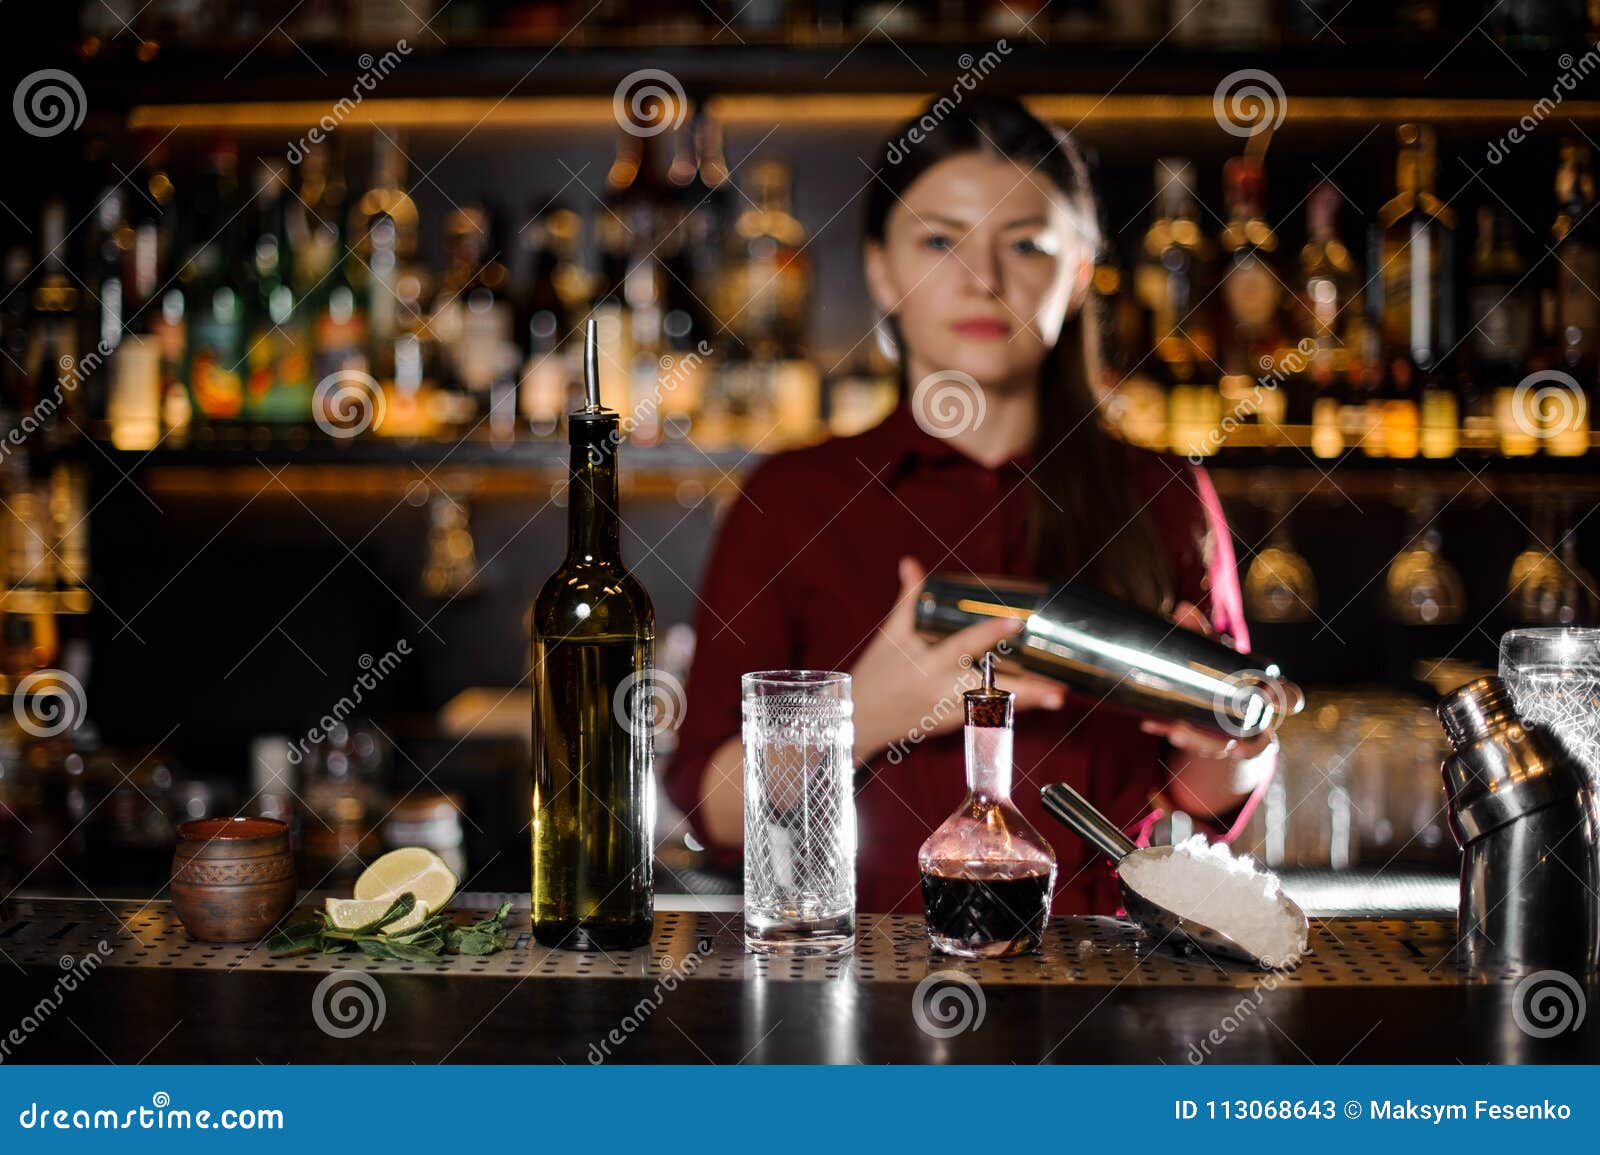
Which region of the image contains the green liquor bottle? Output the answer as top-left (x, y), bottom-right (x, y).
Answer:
top-left (531, 319), bottom-right (656, 950)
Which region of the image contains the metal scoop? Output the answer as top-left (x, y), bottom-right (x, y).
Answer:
top-left (1040, 781), bottom-right (1306, 968)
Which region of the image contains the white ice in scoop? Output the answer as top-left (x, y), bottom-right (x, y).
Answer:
top-left (1118, 835), bottom-right (1309, 968)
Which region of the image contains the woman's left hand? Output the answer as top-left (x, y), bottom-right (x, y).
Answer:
top-left (1136, 601), bottom-right (1274, 762)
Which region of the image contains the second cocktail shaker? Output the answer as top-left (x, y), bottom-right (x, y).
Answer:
top-left (1437, 675), bottom-right (1600, 979)
top-left (914, 573), bottom-right (1302, 738)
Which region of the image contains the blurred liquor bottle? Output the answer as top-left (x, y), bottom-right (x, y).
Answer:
top-left (431, 204), bottom-right (514, 409)
top-left (1097, 223), bottom-right (1167, 450)
top-left (518, 201), bottom-right (584, 436)
top-left (660, 105), bottom-right (728, 435)
top-left (602, 122), bottom-right (680, 444)
top-left (105, 133), bottom-right (181, 448)
top-left (1139, 159), bottom-right (1218, 456)
top-left (350, 131), bottom-right (423, 385)
top-left (26, 197), bottom-right (82, 445)
top-left (181, 138), bottom-right (245, 422)
top-left (84, 141), bottom-right (127, 408)
top-left (129, 135), bottom-right (190, 437)
top-left (1218, 154), bottom-right (1286, 429)
top-left (297, 143), bottom-right (370, 389)
top-left (1, 247), bottom-right (30, 419)
top-left (1470, 205), bottom-right (1536, 455)
top-left (241, 158), bottom-right (314, 422)
top-left (1547, 138), bottom-right (1598, 455)
top-left (1372, 124), bottom-right (1456, 459)
top-left (1300, 182), bottom-right (1358, 455)
top-left (722, 159), bottom-right (818, 447)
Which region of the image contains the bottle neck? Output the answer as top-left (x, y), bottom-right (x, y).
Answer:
top-left (965, 722), bottom-right (1013, 801)
top-left (567, 422), bottom-right (622, 562)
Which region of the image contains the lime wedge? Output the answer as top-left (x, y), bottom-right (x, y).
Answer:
top-left (353, 847), bottom-right (458, 913)
top-left (324, 895), bottom-right (429, 935)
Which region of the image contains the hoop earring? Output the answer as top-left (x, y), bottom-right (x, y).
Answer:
top-left (874, 313), bottom-right (900, 363)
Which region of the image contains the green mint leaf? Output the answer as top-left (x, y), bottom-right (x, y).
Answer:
top-left (267, 919), bottom-right (325, 957)
top-left (353, 892), bottom-right (417, 933)
top-left (382, 940), bottom-right (445, 963)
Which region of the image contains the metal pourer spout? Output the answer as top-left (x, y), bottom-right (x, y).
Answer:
top-left (583, 317), bottom-right (601, 412)
top-left (982, 651), bottom-right (995, 691)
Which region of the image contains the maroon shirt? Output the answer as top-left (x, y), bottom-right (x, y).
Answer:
top-left (665, 404), bottom-right (1261, 915)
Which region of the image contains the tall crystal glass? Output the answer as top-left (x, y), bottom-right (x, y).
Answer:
top-left (741, 671), bottom-right (856, 956)
top-left (1501, 628), bottom-right (1600, 784)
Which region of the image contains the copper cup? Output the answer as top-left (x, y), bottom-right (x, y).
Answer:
top-left (170, 817), bottom-right (298, 943)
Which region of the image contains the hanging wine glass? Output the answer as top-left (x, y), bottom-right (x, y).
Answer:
top-left (1385, 503), bottom-right (1465, 625)
top-left (1508, 498), bottom-right (1562, 622)
top-left (1507, 499), bottom-right (1598, 624)
top-left (1245, 496), bottom-right (1318, 623)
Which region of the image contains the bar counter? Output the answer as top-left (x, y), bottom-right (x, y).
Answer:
top-left (3, 894), bottom-right (1595, 1065)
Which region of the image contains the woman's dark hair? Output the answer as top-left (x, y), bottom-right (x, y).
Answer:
top-left (864, 95), bottom-right (1173, 612)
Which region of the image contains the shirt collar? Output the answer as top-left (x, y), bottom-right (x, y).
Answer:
top-left (871, 403), bottom-right (1036, 482)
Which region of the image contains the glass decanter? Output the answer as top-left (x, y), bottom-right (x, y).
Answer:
top-left (918, 654), bottom-right (1058, 958)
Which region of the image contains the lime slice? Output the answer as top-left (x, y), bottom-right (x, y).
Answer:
top-left (353, 847), bottom-right (458, 913)
top-left (324, 895), bottom-right (429, 935)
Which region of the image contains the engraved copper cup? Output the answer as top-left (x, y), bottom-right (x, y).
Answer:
top-left (170, 817), bottom-right (297, 943)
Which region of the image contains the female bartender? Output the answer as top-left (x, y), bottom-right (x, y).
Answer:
top-left (664, 96), bottom-right (1275, 915)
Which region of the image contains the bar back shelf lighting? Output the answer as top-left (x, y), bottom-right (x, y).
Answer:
top-left (127, 94), bottom-right (1600, 132)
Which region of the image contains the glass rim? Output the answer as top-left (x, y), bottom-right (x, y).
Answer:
top-left (741, 669), bottom-right (851, 689)
top-left (1500, 627), bottom-right (1600, 666)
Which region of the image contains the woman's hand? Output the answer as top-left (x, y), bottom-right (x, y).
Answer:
top-left (1141, 600), bottom-right (1276, 820)
top-left (848, 556), bottom-right (1066, 763)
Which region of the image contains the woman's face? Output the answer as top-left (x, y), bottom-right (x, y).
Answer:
top-left (864, 151), bottom-right (1093, 395)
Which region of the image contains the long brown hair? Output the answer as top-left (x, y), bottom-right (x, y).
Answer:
top-left (864, 95), bottom-right (1173, 612)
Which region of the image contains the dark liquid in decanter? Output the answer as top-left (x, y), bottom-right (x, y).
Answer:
top-left (917, 653), bottom-right (1056, 959)
top-left (920, 863), bottom-right (1052, 958)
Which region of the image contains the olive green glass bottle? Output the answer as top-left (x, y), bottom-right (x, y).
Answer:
top-left (531, 319), bottom-right (655, 950)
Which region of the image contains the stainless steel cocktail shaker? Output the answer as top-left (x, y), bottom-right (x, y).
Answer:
top-left (1437, 676), bottom-right (1600, 978)
top-left (914, 573), bottom-right (1302, 738)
